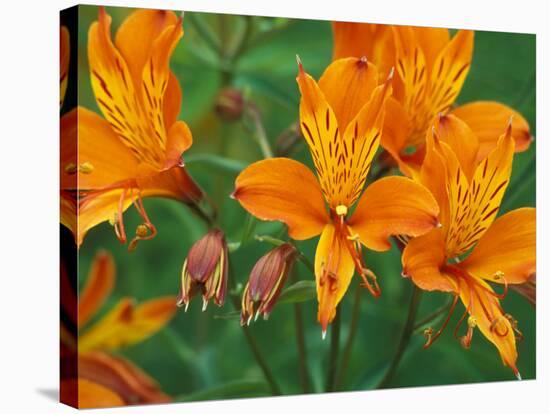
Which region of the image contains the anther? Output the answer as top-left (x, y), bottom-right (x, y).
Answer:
top-left (335, 205), bottom-right (348, 216)
top-left (493, 270), bottom-right (504, 281)
top-left (64, 163), bottom-right (77, 175)
top-left (78, 162), bottom-right (94, 174)
top-left (135, 224), bottom-right (149, 238)
top-left (467, 316), bottom-right (477, 329)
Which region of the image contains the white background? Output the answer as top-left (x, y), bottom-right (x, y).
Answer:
top-left (0, 0), bottom-right (547, 412)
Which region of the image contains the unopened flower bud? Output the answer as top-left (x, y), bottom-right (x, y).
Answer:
top-left (215, 88), bottom-right (244, 122)
top-left (241, 243), bottom-right (297, 325)
top-left (177, 229), bottom-right (228, 311)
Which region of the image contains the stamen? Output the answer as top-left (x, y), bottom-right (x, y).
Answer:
top-left (460, 316), bottom-right (477, 349)
top-left (114, 187), bottom-right (128, 244)
top-left (505, 313), bottom-right (524, 341)
top-left (424, 294), bottom-right (459, 348)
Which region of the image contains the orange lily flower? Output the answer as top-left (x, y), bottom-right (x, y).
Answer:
top-left (60, 7), bottom-right (203, 249)
top-left (401, 114), bottom-right (536, 377)
top-left (332, 22), bottom-right (532, 176)
top-left (233, 57), bottom-right (440, 334)
top-left (61, 251), bottom-right (176, 407)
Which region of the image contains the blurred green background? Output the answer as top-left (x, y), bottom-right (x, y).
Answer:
top-left (73, 5), bottom-right (536, 401)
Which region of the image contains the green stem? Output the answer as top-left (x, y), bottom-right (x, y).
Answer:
top-left (228, 264), bottom-right (282, 395)
top-left (294, 302), bottom-right (312, 393)
top-left (239, 323), bottom-right (282, 395)
top-left (186, 13), bottom-right (222, 56)
top-left (245, 104), bottom-right (274, 158)
top-left (335, 284), bottom-right (362, 390)
top-left (325, 309), bottom-right (341, 392)
top-left (376, 286), bottom-right (423, 389)
top-left (413, 297), bottom-right (453, 335)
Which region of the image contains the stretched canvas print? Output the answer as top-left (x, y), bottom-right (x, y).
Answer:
top-left (59, 3), bottom-right (536, 409)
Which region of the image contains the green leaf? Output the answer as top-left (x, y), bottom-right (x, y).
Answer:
top-left (174, 379), bottom-right (269, 402)
top-left (278, 280), bottom-right (316, 304)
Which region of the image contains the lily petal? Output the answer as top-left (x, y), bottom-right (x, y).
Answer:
top-left (79, 351), bottom-right (171, 405)
top-left (339, 73), bottom-right (393, 205)
top-left (77, 188), bottom-right (133, 248)
top-left (78, 251), bottom-right (116, 328)
top-left (392, 25), bottom-right (428, 122)
top-left (233, 158), bottom-right (329, 240)
top-left (411, 27), bottom-right (449, 69)
top-left (64, 107), bottom-right (139, 190)
top-left (114, 9), bottom-right (178, 87)
top-left (451, 101), bottom-right (532, 160)
top-left (349, 176), bottom-right (439, 251)
top-left (315, 224), bottom-right (355, 332)
top-left (402, 228), bottom-right (457, 292)
top-left (79, 296), bottom-right (176, 352)
top-left (318, 57), bottom-right (378, 132)
top-left (88, 8), bottom-right (166, 168)
top-left (427, 30), bottom-right (473, 116)
top-left (65, 378), bottom-right (125, 408)
top-left (432, 114), bottom-right (479, 181)
top-left (379, 96), bottom-right (413, 175)
top-left (331, 22), bottom-right (395, 80)
top-left (461, 208), bottom-right (536, 284)
top-left (450, 124), bottom-right (514, 255)
top-left (296, 61), bottom-right (343, 207)
top-left (456, 276), bottom-right (519, 376)
top-left (164, 120), bottom-right (193, 169)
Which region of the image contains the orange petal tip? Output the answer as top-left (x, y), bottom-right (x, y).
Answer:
top-left (296, 54), bottom-right (304, 74)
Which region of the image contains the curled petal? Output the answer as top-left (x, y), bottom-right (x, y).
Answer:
top-left (462, 208), bottom-right (536, 284)
top-left (349, 176), bottom-right (439, 251)
top-left (233, 158), bottom-right (329, 240)
top-left (164, 120), bottom-right (193, 169)
top-left (402, 228), bottom-right (457, 292)
top-left (451, 101), bottom-right (532, 160)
